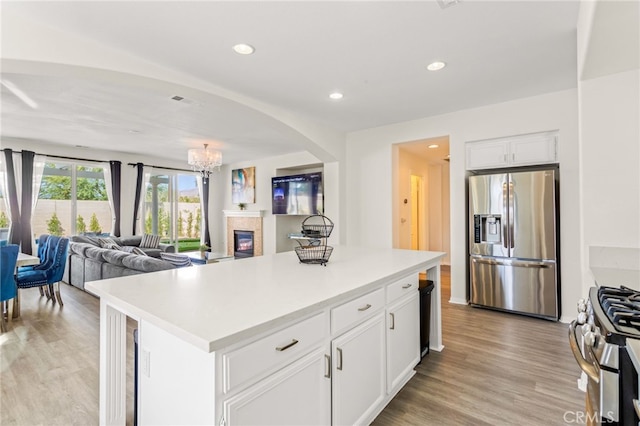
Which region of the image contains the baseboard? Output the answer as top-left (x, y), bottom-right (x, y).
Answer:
top-left (449, 297), bottom-right (468, 305)
top-left (559, 315), bottom-right (573, 324)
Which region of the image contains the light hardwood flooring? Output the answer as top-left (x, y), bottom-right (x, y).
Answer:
top-left (1, 268), bottom-right (584, 425)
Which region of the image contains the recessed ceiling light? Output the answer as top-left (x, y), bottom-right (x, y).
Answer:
top-left (428, 144), bottom-right (439, 149)
top-left (233, 43), bottom-right (255, 55)
top-left (427, 61), bottom-right (447, 71)
top-left (329, 92), bottom-right (344, 100)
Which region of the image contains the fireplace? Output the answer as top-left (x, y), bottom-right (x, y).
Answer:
top-left (224, 210), bottom-right (263, 257)
top-left (234, 230), bottom-right (254, 258)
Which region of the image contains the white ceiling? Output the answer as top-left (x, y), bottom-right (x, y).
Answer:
top-left (1, 1), bottom-right (579, 164)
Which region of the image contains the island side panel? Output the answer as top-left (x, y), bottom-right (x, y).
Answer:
top-left (99, 300), bottom-right (127, 426)
top-left (138, 320), bottom-right (216, 425)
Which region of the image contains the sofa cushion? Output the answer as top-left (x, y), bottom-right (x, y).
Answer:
top-left (119, 235), bottom-right (142, 246)
top-left (71, 235), bottom-right (101, 247)
top-left (102, 249), bottom-right (130, 267)
top-left (85, 246), bottom-right (106, 261)
top-left (121, 255), bottom-right (174, 273)
top-left (140, 234), bottom-right (161, 249)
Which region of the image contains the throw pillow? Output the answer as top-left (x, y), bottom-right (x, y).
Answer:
top-left (140, 234), bottom-right (161, 249)
top-left (160, 252), bottom-right (192, 268)
top-left (98, 237), bottom-right (122, 251)
top-left (121, 246), bottom-right (148, 256)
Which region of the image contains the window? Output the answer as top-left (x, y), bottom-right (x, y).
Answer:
top-left (143, 173), bottom-right (201, 252)
top-left (33, 162), bottom-right (111, 237)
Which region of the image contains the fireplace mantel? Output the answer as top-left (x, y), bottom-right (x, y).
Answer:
top-left (223, 210), bottom-right (265, 218)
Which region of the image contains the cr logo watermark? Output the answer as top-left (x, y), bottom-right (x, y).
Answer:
top-left (563, 410), bottom-right (615, 424)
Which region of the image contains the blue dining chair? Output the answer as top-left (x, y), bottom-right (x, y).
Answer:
top-left (18, 234), bottom-right (51, 272)
top-left (1, 244), bottom-right (19, 332)
top-left (15, 237), bottom-right (69, 317)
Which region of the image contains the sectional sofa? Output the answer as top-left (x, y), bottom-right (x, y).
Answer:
top-left (64, 235), bottom-right (177, 290)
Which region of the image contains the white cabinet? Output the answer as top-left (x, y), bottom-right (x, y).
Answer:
top-left (223, 347), bottom-right (331, 426)
top-left (466, 131), bottom-right (558, 170)
top-left (386, 292), bottom-right (420, 393)
top-left (331, 313), bottom-right (386, 426)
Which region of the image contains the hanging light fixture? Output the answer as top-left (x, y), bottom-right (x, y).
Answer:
top-left (188, 143), bottom-right (222, 177)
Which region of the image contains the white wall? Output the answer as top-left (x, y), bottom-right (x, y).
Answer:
top-left (577, 0), bottom-right (640, 294)
top-left (346, 89), bottom-right (580, 319)
top-left (213, 151), bottom-right (337, 255)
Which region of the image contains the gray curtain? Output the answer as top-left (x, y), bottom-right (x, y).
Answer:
top-left (132, 163), bottom-right (144, 235)
top-left (19, 151), bottom-right (35, 254)
top-left (3, 149), bottom-right (21, 246)
top-left (109, 161), bottom-right (122, 236)
top-left (202, 175), bottom-right (211, 248)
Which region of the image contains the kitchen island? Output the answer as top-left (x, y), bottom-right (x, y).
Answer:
top-left (87, 245), bottom-right (445, 425)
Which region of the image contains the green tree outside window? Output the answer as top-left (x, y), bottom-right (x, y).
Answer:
top-left (77, 215), bottom-right (87, 233)
top-left (89, 213), bottom-right (101, 233)
top-left (47, 212), bottom-right (64, 236)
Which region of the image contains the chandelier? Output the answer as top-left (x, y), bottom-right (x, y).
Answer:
top-left (188, 144), bottom-right (222, 177)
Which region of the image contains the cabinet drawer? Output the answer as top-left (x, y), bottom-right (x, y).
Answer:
top-left (222, 312), bottom-right (327, 394)
top-left (386, 274), bottom-right (418, 304)
top-left (331, 288), bottom-right (385, 334)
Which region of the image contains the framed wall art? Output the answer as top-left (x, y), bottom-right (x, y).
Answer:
top-left (231, 167), bottom-right (256, 204)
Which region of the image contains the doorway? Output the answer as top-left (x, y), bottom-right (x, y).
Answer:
top-left (394, 137), bottom-right (450, 265)
top-left (410, 174), bottom-right (422, 250)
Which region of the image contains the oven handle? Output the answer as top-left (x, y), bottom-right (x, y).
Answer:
top-left (568, 320), bottom-right (600, 383)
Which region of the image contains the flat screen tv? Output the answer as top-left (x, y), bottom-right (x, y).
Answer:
top-left (272, 172), bottom-right (323, 215)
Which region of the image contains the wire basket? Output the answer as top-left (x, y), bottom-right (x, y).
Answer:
top-left (301, 215), bottom-right (334, 238)
top-left (295, 245), bottom-right (333, 266)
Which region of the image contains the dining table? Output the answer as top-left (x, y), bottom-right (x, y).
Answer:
top-left (10, 252), bottom-right (41, 319)
top-left (17, 252), bottom-right (40, 268)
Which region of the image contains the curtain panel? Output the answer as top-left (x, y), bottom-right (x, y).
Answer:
top-left (2, 149), bottom-right (21, 245)
top-left (201, 175), bottom-right (211, 248)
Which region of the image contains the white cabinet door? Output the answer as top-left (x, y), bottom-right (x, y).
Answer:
top-left (466, 132), bottom-right (558, 170)
top-left (510, 133), bottom-right (557, 166)
top-left (386, 292), bottom-right (420, 393)
top-left (332, 313), bottom-right (386, 426)
top-left (465, 140), bottom-right (509, 170)
top-left (223, 347), bottom-right (330, 426)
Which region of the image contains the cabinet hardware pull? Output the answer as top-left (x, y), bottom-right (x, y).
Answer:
top-left (390, 313), bottom-right (395, 330)
top-left (275, 339), bottom-right (299, 351)
top-left (324, 354), bottom-right (331, 378)
top-left (358, 304), bottom-right (372, 312)
top-left (402, 284), bottom-right (412, 289)
top-left (337, 348), bottom-right (343, 370)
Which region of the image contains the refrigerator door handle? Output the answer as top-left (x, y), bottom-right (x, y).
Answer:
top-left (471, 257), bottom-right (553, 268)
top-left (509, 181), bottom-right (515, 249)
top-left (502, 182), bottom-right (509, 249)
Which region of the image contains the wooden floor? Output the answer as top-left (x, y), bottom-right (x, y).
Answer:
top-left (1, 268), bottom-right (584, 425)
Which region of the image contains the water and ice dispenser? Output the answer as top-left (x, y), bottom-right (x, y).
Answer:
top-left (473, 214), bottom-right (502, 244)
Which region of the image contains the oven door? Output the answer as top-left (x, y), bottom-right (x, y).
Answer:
top-left (569, 321), bottom-right (619, 424)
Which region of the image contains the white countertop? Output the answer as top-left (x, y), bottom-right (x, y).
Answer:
top-left (87, 245), bottom-right (445, 353)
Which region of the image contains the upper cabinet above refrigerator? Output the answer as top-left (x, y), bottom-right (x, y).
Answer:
top-left (466, 131), bottom-right (558, 170)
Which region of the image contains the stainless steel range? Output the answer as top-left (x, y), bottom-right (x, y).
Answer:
top-left (570, 286), bottom-right (640, 425)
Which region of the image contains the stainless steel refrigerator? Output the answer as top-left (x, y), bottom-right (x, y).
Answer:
top-left (468, 167), bottom-right (559, 320)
